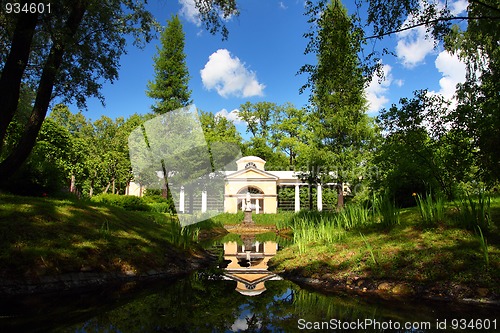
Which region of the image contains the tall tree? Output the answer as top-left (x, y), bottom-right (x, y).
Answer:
top-left (146, 15), bottom-right (192, 198)
top-left (300, 0), bottom-right (374, 207)
top-left (0, 0), bottom-right (238, 184)
top-left (147, 15), bottom-right (192, 114)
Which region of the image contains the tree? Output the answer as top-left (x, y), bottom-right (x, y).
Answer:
top-left (147, 15), bottom-right (192, 115)
top-left (199, 110), bottom-right (243, 170)
top-left (376, 90), bottom-right (475, 203)
top-left (0, 0), bottom-right (239, 184)
top-left (300, 0), bottom-right (374, 208)
top-left (270, 103), bottom-right (309, 167)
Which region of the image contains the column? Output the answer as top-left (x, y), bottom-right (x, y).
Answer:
top-left (317, 184), bottom-right (323, 212)
top-left (179, 186), bottom-right (185, 213)
top-left (294, 184), bottom-right (300, 212)
top-left (256, 199), bottom-right (260, 214)
top-left (201, 190), bottom-right (207, 213)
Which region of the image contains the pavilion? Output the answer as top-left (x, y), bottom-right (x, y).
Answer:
top-left (127, 156), bottom-right (349, 214)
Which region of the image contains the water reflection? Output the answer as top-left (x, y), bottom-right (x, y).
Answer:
top-left (1, 234), bottom-right (498, 332)
top-left (221, 235), bottom-right (281, 296)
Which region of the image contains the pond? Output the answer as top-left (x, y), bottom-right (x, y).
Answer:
top-left (1, 234), bottom-right (498, 332)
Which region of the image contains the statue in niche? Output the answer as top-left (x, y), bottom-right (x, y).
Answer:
top-left (245, 191), bottom-right (252, 211)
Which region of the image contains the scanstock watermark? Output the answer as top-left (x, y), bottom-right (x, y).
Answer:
top-left (297, 318), bottom-right (498, 331)
top-left (128, 105), bottom-right (242, 226)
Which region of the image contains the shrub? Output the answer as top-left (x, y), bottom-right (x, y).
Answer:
top-left (91, 194), bottom-right (150, 211)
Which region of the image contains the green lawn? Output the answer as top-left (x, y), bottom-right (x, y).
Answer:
top-left (0, 194), bottom-right (196, 279)
top-left (269, 197), bottom-right (500, 295)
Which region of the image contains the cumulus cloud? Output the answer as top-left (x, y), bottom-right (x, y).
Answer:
top-left (365, 64), bottom-right (393, 114)
top-left (215, 108), bottom-right (246, 125)
top-left (396, 24), bottom-right (435, 68)
top-left (200, 49), bottom-right (265, 98)
top-left (431, 50), bottom-right (466, 100)
top-left (178, 0), bottom-right (201, 26)
top-left (450, 0), bottom-right (468, 15)
top-left (395, 0), bottom-right (467, 68)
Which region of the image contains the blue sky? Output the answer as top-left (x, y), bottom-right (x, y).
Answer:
top-left (67, 0), bottom-right (468, 136)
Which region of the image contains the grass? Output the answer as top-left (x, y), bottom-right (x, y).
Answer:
top-left (0, 194), bottom-right (200, 279)
top-left (415, 193), bottom-right (445, 227)
top-left (269, 195), bottom-right (500, 294)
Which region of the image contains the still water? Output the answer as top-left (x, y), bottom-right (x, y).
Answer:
top-left (1, 235), bottom-right (498, 332)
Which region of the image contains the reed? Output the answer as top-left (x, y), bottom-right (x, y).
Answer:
top-left (415, 193), bottom-right (445, 227)
top-left (360, 232), bottom-right (378, 266)
top-left (476, 225), bottom-right (489, 268)
top-left (167, 220), bottom-right (199, 249)
top-left (455, 191), bottom-right (491, 231)
top-left (374, 195), bottom-right (400, 228)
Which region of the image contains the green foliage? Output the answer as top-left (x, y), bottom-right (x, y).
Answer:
top-left (147, 15), bottom-right (191, 114)
top-left (476, 225), bottom-right (489, 268)
top-left (91, 194), bottom-right (150, 211)
top-left (415, 193), bottom-right (445, 227)
top-left (373, 195), bottom-right (400, 228)
top-left (454, 191), bottom-right (491, 231)
top-left (167, 220), bottom-right (199, 249)
top-left (376, 91), bottom-right (474, 204)
top-left (359, 232), bottom-right (378, 266)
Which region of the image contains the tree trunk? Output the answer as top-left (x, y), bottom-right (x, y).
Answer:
top-left (337, 182), bottom-right (344, 209)
top-left (70, 174), bottom-right (76, 193)
top-left (0, 10), bottom-right (39, 152)
top-left (0, 1), bottom-right (87, 182)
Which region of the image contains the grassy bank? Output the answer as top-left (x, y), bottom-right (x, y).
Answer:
top-left (269, 195), bottom-right (500, 297)
top-left (0, 194), bottom-right (207, 280)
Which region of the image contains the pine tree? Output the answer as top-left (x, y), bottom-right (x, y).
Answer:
top-left (147, 15), bottom-right (192, 114)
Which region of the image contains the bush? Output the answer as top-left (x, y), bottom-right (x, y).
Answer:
top-left (149, 202), bottom-right (175, 213)
top-left (91, 194), bottom-right (150, 211)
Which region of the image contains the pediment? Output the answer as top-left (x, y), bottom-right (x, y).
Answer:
top-left (226, 168), bottom-right (278, 180)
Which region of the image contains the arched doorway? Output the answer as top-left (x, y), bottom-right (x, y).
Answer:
top-left (237, 186), bottom-right (265, 213)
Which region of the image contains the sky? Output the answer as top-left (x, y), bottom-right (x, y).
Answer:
top-left (66, 0), bottom-right (469, 137)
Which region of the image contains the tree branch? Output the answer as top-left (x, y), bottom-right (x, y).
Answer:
top-left (365, 15), bottom-right (500, 40)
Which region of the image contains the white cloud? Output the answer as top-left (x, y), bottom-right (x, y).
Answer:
top-left (215, 108), bottom-right (246, 125)
top-left (395, 79), bottom-right (404, 87)
top-left (396, 24), bottom-right (435, 68)
top-left (431, 50), bottom-right (466, 100)
top-left (279, 1), bottom-right (288, 9)
top-left (365, 64), bottom-right (393, 113)
top-left (450, 0), bottom-right (468, 15)
top-left (395, 0), bottom-right (467, 68)
top-left (178, 0), bottom-right (201, 26)
top-left (200, 49), bottom-right (265, 98)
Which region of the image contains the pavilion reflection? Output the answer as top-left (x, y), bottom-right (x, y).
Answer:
top-left (221, 234), bottom-right (282, 296)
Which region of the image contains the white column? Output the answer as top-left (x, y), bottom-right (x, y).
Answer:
top-left (294, 184), bottom-right (300, 212)
top-left (179, 186), bottom-right (185, 213)
top-left (317, 184), bottom-right (323, 212)
top-left (201, 190), bottom-right (207, 213)
top-left (256, 199), bottom-right (260, 214)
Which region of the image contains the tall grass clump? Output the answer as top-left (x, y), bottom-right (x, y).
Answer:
top-left (415, 193), bottom-right (445, 227)
top-left (336, 204), bottom-right (372, 230)
top-left (167, 220), bottom-right (199, 249)
top-left (476, 226), bottom-right (489, 268)
top-left (374, 195), bottom-right (400, 228)
top-left (455, 191), bottom-right (491, 231)
top-left (291, 217), bottom-right (345, 254)
top-left (360, 232), bottom-right (378, 266)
